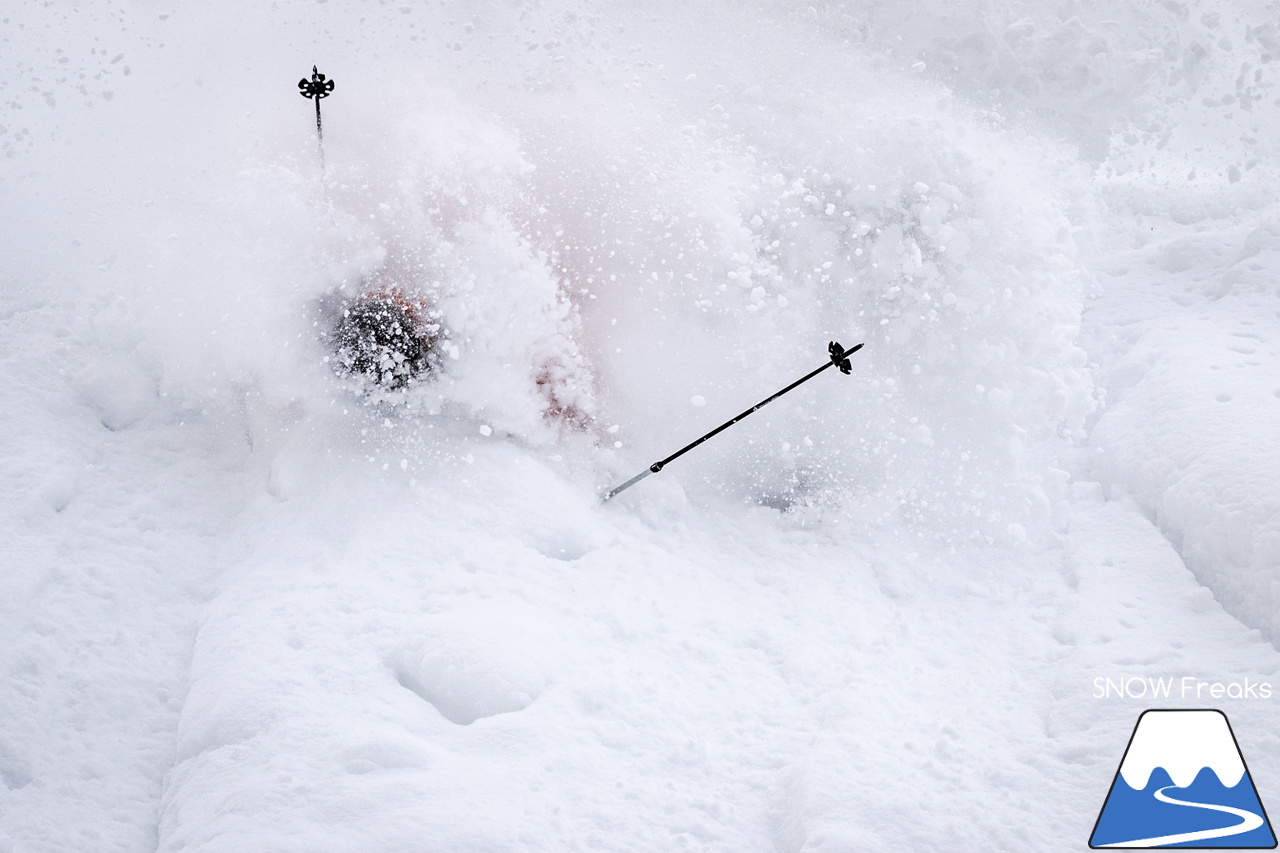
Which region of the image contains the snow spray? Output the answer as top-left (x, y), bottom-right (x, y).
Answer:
top-left (603, 341), bottom-right (864, 502)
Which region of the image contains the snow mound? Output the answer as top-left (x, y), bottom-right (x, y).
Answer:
top-left (1090, 215), bottom-right (1280, 642)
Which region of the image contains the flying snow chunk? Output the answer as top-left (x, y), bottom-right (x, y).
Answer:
top-left (1090, 710), bottom-right (1276, 848)
top-left (690, 395), bottom-right (706, 407)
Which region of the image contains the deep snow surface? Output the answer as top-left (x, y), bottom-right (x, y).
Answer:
top-left (2, 1), bottom-right (1280, 851)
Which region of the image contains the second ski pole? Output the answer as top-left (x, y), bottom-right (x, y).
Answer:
top-left (602, 340), bottom-right (864, 502)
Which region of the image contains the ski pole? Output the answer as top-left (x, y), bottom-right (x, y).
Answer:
top-left (298, 65), bottom-right (335, 171)
top-left (602, 340), bottom-right (863, 502)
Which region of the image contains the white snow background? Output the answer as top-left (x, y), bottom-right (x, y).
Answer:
top-left (2, 0), bottom-right (1280, 850)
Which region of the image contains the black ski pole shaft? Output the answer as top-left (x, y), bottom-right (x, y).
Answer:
top-left (314, 95), bottom-right (325, 169)
top-left (602, 340), bottom-right (863, 502)
top-left (298, 65), bottom-right (335, 172)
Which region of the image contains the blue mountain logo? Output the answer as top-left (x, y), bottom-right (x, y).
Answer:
top-left (1091, 709), bottom-right (1276, 848)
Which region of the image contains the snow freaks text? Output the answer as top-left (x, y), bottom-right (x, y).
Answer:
top-left (1093, 677), bottom-right (1274, 701)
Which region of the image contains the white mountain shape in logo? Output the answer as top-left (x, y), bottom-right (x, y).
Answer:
top-left (1119, 710), bottom-right (1246, 790)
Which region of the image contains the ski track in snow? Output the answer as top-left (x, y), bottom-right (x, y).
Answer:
top-left (3, 1), bottom-right (1280, 851)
